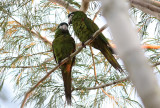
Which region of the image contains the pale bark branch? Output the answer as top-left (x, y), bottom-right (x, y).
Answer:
top-left (153, 62), bottom-right (160, 67)
top-left (73, 77), bottom-right (129, 91)
top-left (131, 3), bottom-right (160, 20)
top-left (151, 0), bottom-right (160, 7)
top-left (10, 17), bottom-right (52, 46)
top-left (2, 7), bottom-right (52, 46)
top-left (20, 24), bottom-right (108, 108)
top-left (48, 0), bottom-right (78, 12)
top-left (93, 7), bottom-right (102, 21)
top-left (89, 46), bottom-right (97, 81)
top-left (89, 46), bottom-right (119, 103)
top-left (80, 0), bottom-right (90, 12)
top-left (129, 0), bottom-right (160, 20)
top-left (101, 0), bottom-right (160, 108)
top-left (130, 0), bottom-right (160, 13)
top-left (87, 0), bottom-right (160, 19)
top-left (0, 66), bottom-right (39, 68)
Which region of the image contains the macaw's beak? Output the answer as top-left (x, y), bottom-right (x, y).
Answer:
top-left (62, 25), bottom-right (68, 31)
top-left (68, 15), bottom-right (72, 25)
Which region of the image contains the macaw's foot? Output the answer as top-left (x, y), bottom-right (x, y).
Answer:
top-left (82, 42), bottom-right (86, 48)
top-left (68, 55), bottom-right (71, 60)
top-left (90, 35), bottom-right (94, 39)
top-left (58, 61), bottom-right (61, 65)
top-left (109, 46), bottom-right (115, 54)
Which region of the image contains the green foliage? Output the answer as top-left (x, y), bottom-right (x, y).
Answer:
top-left (0, 0), bottom-right (159, 108)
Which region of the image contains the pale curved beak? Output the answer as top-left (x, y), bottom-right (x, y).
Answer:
top-left (62, 25), bottom-right (68, 31)
top-left (68, 16), bottom-right (72, 25)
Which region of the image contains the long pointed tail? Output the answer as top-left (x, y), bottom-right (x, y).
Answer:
top-left (99, 46), bottom-right (123, 72)
top-left (61, 63), bottom-right (72, 105)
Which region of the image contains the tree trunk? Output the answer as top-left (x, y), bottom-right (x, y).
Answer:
top-left (101, 0), bottom-right (160, 108)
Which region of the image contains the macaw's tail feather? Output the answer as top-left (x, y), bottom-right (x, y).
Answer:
top-left (61, 63), bottom-right (72, 105)
top-left (99, 46), bottom-right (123, 72)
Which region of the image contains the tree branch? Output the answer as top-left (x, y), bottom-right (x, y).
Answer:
top-left (89, 46), bottom-right (119, 102)
top-left (151, 0), bottom-right (160, 7)
top-left (80, 0), bottom-right (90, 12)
top-left (110, 43), bottom-right (160, 49)
top-left (102, 0), bottom-right (160, 108)
top-left (0, 66), bottom-right (39, 68)
top-left (86, 0), bottom-right (160, 19)
top-left (93, 7), bottom-right (102, 21)
top-left (89, 46), bottom-right (97, 82)
top-left (1, 8), bottom-right (52, 46)
top-left (141, 45), bottom-right (160, 49)
top-left (11, 18), bottom-right (52, 46)
top-left (49, 0), bottom-right (78, 12)
top-left (129, 0), bottom-right (160, 20)
top-left (153, 62), bottom-right (160, 67)
top-left (130, 0), bottom-right (160, 13)
top-left (20, 24), bottom-right (108, 108)
top-left (73, 77), bottom-right (129, 91)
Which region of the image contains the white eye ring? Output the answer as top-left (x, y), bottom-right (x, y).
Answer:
top-left (69, 14), bottom-right (74, 17)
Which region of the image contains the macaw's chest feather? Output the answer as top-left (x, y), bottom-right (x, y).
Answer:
top-left (72, 20), bottom-right (92, 43)
top-left (53, 35), bottom-right (75, 62)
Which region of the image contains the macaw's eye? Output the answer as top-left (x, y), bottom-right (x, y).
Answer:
top-left (68, 13), bottom-right (74, 18)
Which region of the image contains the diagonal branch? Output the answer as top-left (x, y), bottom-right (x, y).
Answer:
top-left (151, 0), bottom-right (160, 7)
top-left (87, 0), bottom-right (160, 19)
top-left (73, 76), bottom-right (129, 91)
top-left (130, 0), bottom-right (160, 13)
top-left (93, 7), bottom-right (102, 21)
top-left (129, 0), bottom-right (160, 20)
top-left (20, 24), bottom-right (108, 108)
top-left (152, 62), bottom-right (160, 67)
top-left (12, 19), bottom-right (52, 46)
top-left (110, 43), bottom-right (160, 49)
top-left (80, 0), bottom-right (90, 12)
top-left (89, 45), bottom-right (119, 103)
top-left (2, 8), bottom-right (52, 46)
top-left (49, 0), bottom-right (78, 12)
top-left (101, 0), bottom-right (160, 107)
top-left (89, 46), bottom-right (97, 82)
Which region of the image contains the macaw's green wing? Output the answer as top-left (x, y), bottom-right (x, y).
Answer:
top-left (84, 17), bottom-right (110, 44)
top-left (84, 18), bottom-right (99, 34)
top-left (52, 40), bottom-right (58, 64)
top-left (52, 36), bottom-right (75, 64)
top-left (84, 17), bottom-right (123, 72)
top-left (71, 37), bottom-right (76, 66)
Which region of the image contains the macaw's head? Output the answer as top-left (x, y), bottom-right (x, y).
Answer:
top-left (68, 11), bottom-right (87, 25)
top-left (55, 22), bottom-right (69, 38)
top-left (58, 22), bottom-right (68, 31)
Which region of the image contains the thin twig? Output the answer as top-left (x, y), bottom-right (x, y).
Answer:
top-left (89, 46), bottom-right (97, 81)
top-left (130, 0), bottom-right (160, 13)
top-left (1, 8), bottom-right (52, 46)
top-left (0, 50), bottom-right (52, 61)
top-left (152, 62), bottom-right (160, 67)
top-left (89, 45), bottom-right (119, 104)
top-left (151, 0), bottom-right (160, 8)
top-left (20, 24), bottom-right (108, 108)
top-left (0, 66), bottom-right (39, 68)
top-left (80, 0), bottom-right (90, 12)
top-left (11, 18), bottom-right (52, 45)
top-left (100, 88), bottom-right (119, 106)
top-left (93, 7), bottom-right (102, 21)
top-left (73, 76), bottom-right (129, 91)
top-left (49, 0), bottom-right (78, 12)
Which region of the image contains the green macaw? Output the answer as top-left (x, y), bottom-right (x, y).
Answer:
top-left (52, 22), bottom-right (76, 105)
top-left (68, 11), bottom-right (123, 72)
